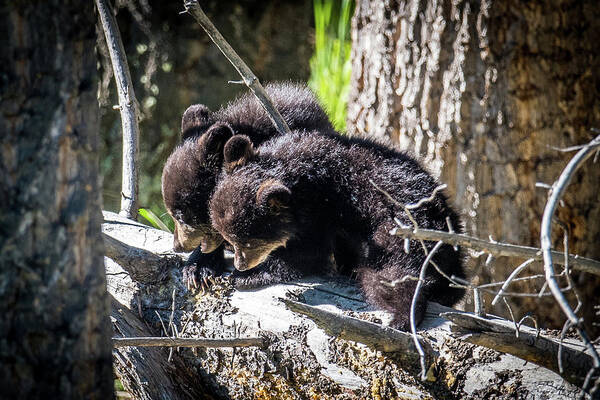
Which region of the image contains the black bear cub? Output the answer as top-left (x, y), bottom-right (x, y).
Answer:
top-left (209, 131), bottom-right (465, 331)
top-left (161, 83), bottom-right (334, 288)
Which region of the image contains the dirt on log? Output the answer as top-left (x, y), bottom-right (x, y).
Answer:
top-left (103, 211), bottom-right (588, 399)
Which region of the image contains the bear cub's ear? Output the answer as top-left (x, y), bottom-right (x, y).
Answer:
top-left (223, 135), bottom-right (255, 172)
top-left (256, 179), bottom-right (291, 214)
top-left (181, 104), bottom-right (214, 141)
top-left (198, 122), bottom-right (234, 166)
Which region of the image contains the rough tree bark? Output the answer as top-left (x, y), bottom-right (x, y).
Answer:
top-left (105, 212), bottom-right (586, 399)
top-left (347, 0), bottom-right (600, 332)
top-left (0, 1), bottom-right (114, 398)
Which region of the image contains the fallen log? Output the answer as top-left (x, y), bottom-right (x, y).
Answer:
top-left (103, 211), bottom-right (583, 399)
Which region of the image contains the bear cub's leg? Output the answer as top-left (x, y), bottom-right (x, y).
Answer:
top-left (357, 266), bottom-right (429, 331)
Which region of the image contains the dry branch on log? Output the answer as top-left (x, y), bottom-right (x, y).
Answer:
top-left (113, 336), bottom-right (265, 348)
top-left (442, 310), bottom-right (594, 388)
top-left (111, 296), bottom-right (210, 400)
top-left (103, 232), bottom-right (170, 284)
top-left (104, 211), bottom-right (584, 399)
top-left (95, 0), bottom-right (140, 219)
top-left (282, 298), bottom-right (428, 360)
top-left (389, 225), bottom-right (600, 276)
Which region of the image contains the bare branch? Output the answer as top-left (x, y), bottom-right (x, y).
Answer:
top-left (390, 225), bottom-right (600, 276)
top-left (183, 0), bottom-right (291, 135)
top-left (540, 133), bottom-right (600, 393)
top-left (473, 287), bottom-right (486, 317)
top-left (95, 0), bottom-right (140, 219)
top-left (281, 298), bottom-right (432, 363)
top-left (113, 336), bottom-right (265, 348)
top-left (406, 184), bottom-right (447, 210)
top-left (491, 259), bottom-right (536, 306)
top-left (411, 240), bottom-right (444, 381)
top-left (103, 232), bottom-right (171, 284)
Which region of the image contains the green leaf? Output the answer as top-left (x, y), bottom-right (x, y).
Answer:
top-left (139, 208), bottom-right (172, 232)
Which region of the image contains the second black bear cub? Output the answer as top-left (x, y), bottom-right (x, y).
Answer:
top-left (210, 132), bottom-right (465, 330)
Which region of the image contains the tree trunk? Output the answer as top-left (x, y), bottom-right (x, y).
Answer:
top-left (104, 211), bottom-right (585, 399)
top-left (0, 2), bottom-right (113, 398)
top-left (348, 0), bottom-right (600, 333)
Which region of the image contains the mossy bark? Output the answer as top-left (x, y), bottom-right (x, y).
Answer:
top-left (0, 1), bottom-right (113, 398)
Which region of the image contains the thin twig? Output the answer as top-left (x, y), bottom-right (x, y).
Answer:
top-left (183, 0), bottom-right (291, 135)
top-left (451, 275), bottom-right (574, 298)
top-left (155, 310), bottom-right (169, 337)
top-left (473, 287), bottom-right (485, 317)
top-left (538, 281), bottom-right (549, 298)
top-left (168, 288), bottom-right (177, 362)
top-left (168, 288), bottom-right (177, 335)
top-left (558, 320), bottom-right (572, 375)
top-left (555, 220), bottom-right (583, 314)
top-left (113, 336), bottom-right (265, 348)
top-left (516, 314), bottom-right (539, 338)
top-left (540, 133), bottom-right (600, 394)
top-left (478, 273), bottom-right (547, 288)
top-left (411, 240), bottom-right (444, 381)
top-left (389, 225), bottom-right (600, 276)
top-left (405, 184), bottom-right (447, 210)
top-left (95, 0), bottom-right (140, 219)
top-left (502, 297), bottom-right (519, 337)
top-left (491, 259), bottom-right (536, 306)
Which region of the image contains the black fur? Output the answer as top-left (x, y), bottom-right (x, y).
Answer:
top-left (180, 81), bottom-right (334, 141)
top-left (162, 82), bottom-right (334, 287)
top-left (210, 132), bottom-right (466, 331)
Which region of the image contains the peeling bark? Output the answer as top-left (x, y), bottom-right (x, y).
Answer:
top-left (0, 1), bottom-right (113, 398)
top-left (348, 0), bottom-right (600, 332)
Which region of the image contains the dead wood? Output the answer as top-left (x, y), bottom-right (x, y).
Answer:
top-left (104, 211), bottom-right (584, 399)
top-left (111, 296), bottom-right (211, 400)
top-left (95, 0), bottom-right (140, 219)
top-left (442, 310), bottom-right (594, 388)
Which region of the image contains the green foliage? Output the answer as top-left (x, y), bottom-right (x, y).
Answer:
top-left (309, 0), bottom-right (353, 132)
top-left (114, 379), bottom-right (124, 392)
top-left (138, 207), bottom-right (174, 232)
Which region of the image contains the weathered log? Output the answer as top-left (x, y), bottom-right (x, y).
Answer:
top-left (442, 310), bottom-right (595, 388)
top-left (111, 297), bottom-right (210, 400)
top-left (104, 211), bottom-right (583, 399)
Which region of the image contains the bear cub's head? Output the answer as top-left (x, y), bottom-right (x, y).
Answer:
top-left (161, 122), bottom-right (234, 253)
top-left (210, 135), bottom-right (296, 271)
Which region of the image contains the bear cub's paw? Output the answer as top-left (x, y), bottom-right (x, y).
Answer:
top-left (182, 262), bottom-right (223, 292)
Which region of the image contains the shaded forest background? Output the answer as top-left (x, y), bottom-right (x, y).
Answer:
top-left (98, 0), bottom-right (317, 213)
